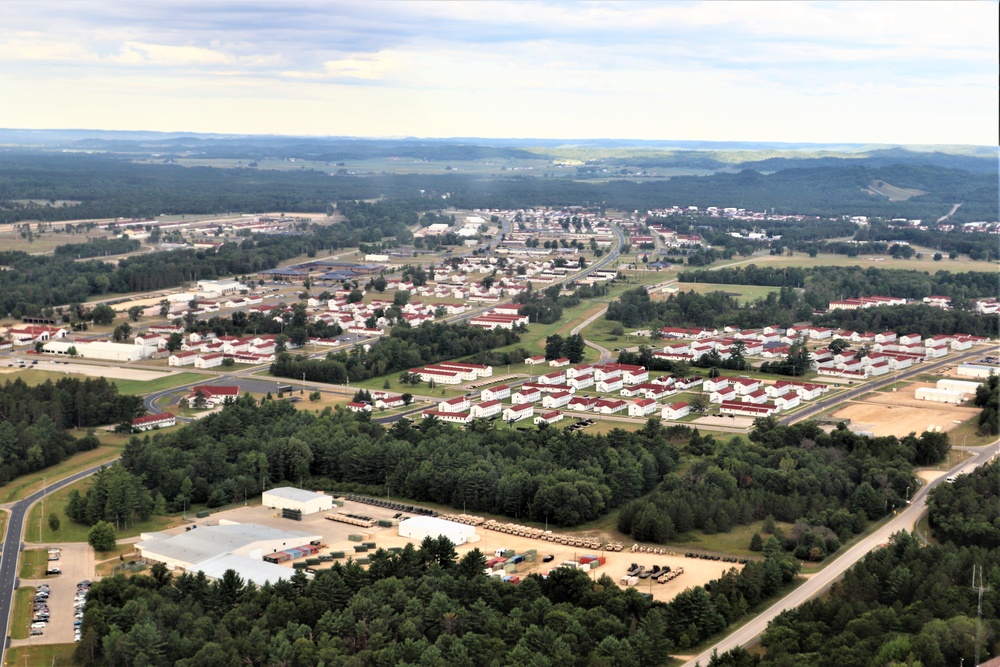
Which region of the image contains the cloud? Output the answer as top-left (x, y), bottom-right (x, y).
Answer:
top-left (0, 0), bottom-right (995, 144)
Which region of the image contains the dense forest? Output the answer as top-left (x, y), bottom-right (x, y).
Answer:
top-left (0, 377), bottom-right (141, 485)
top-left (712, 462), bottom-right (1000, 667)
top-left (617, 420), bottom-right (947, 561)
top-left (270, 322), bottom-right (522, 385)
top-left (927, 459), bottom-right (1000, 548)
top-left (2, 152), bottom-right (996, 225)
top-left (53, 236), bottom-right (142, 258)
top-left (75, 545), bottom-right (676, 666)
top-left (119, 397), bottom-right (680, 525)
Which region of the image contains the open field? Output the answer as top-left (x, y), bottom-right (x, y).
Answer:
top-left (674, 282), bottom-right (779, 303)
top-left (723, 251), bottom-right (997, 275)
top-left (0, 227), bottom-right (112, 254)
top-left (3, 643), bottom-right (77, 666)
top-left (864, 180), bottom-right (927, 201)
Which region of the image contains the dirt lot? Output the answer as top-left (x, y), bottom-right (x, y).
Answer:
top-left (9, 543), bottom-right (94, 648)
top-left (0, 361), bottom-right (180, 382)
top-left (833, 399), bottom-right (979, 438)
top-left (693, 415), bottom-right (755, 430)
top-left (185, 500), bottom-right (740, 603)
top-left (863, 382), bottom-right (974, 409)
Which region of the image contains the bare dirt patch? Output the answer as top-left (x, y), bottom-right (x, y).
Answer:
top-left (693, 415), bottom-right (755, 430)
top-left (832, 401), bottom-right (978, 438)
top-left (0, 362), bottom-right (182, 382)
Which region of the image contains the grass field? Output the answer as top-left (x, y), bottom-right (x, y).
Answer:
top-left (110, 372), bottom-right (206, 395)
top-left (3, 644), bottom-right (78, 666)
top-left (24, 477), bottom-right (183, 545)
top-left (674, 282), bottom-right (780, 303)
top-left (9, 587), bottom-right (35, 640)
top-left (18, 549), bottom-right (50, 579)
top-left (0, 228), bottom-right (112, 254)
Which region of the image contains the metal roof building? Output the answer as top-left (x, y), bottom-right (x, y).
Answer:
top-left (262, 487), bottom-right (334, 515)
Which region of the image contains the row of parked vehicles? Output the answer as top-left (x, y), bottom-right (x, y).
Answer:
top-left (30, 584), bottom-right (51, 635)
top-left (74, 580), bottom-right (91, 642)
top-left (621, 563), bottom-right (685, 585)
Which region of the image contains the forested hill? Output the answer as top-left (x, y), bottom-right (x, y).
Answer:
top-left (1, 151), bottom-right (996, 224)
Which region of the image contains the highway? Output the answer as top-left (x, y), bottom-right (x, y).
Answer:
top-left (681, 438), bottom-right (1000, 667)
top-left (0, 461), bottom-right (119, 666)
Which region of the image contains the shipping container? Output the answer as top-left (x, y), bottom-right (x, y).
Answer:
top-left (356, 557), bottom-right (370, 565)
top-left (348, 534), bottom-right (363, 542)
top-left (329, 551), bottom-right (345, 559)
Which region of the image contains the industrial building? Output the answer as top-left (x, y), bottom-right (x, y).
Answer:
top-left (42, 340), bottom-right (147, 362)
top-left (915, 387), bottom-right (966, 404)
top-left (936, 379), bottom-right (984, 394)
top-left (398, 516), bottom-right (478, 545)
top-left (262, 487), bottom-right (334, 515)
top-left (136, 522), bottom-right (322, 585)
top-left (957, 364), bottom-right (996, 380)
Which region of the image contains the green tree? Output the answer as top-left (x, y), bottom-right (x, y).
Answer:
top-left (127, 305), bottom-right (143, 322)
top-left (88, 520), bottom-right (117, 552)
top-left (90, 303), bottom-right (116, 325)
top-left (48, 513), bottom-right (60, 532)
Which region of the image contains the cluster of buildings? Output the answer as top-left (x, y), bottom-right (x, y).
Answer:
top-left (813, 333), bottom-right (989, 380)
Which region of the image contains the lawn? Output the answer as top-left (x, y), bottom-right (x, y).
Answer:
top-left (24, 477), bottom-right (184, 545)
top-left (674, 282), bottom-right (780, 303)
top-left (9, 587), bottom-right (35, 640)
top-left (18, 549), bottom-right (50, 579)
top-left (947, 414), bottom-right (994, 451)
top-left (670, 520), bottom-right (793, 557)
top-left (3, 644), bottom-right (78, 666)
top-left (110, 372), bottom-right (207, 395)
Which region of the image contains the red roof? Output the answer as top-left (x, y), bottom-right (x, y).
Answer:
top-left (132, 412), bottom-right (175, 426)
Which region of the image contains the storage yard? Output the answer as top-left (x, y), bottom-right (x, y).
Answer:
top-left (174, 498), bottom-right (741, 603)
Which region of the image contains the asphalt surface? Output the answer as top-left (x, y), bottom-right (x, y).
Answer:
top-left (681, 439), bottom-right (1000, 667)
top-left (0, 460), bottom-right (119, 665)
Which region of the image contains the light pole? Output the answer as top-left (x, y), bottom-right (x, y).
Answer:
top-left (40, 476), bottom-right (46, 542)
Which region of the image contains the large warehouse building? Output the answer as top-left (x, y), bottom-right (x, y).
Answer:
top-left (398, 516), bottom-right (478, 545)
top-left (136, 521), bottom-right (321, 586)
top-left (42, 340), bottom-right (148, 362)
top-left (262, 487), bottom-right (334, 515)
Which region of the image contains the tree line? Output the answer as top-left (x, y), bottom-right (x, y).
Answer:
top-left (0, 377), bottom-right (141, 485)
top-left (677, 265), bottom-right (998, 305)
top-left (74, 542), bottom-right (675, 666)
top-left (53, 236), bottom-right (142, 258)
top-left (606, 286), bottom-right (811, 330)
top-left (270, 321), bottom-right (522, 385)
top-left (118, 397), bottom-right (679, 525)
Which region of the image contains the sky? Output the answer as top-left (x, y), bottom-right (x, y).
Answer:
top-left (0, 1), bottom-right (997, 145)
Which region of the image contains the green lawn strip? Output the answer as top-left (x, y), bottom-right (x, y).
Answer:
top-left (110, 371), bottom-right (208, 395)
top-left (947, 414), bottom-right (994, 450)
top-left (24, 477), bottom-right (184, 545)
top-left (0, 442), bottom-right (125, 504)
top-left (3, 643), bottom-right (78, 666)
top-left (10, 587), bottom-right (36, 640)
top-left (18, 549), bottom-right (49, 579)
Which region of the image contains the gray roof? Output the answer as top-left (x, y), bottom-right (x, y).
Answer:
top-left (194, 553), bottom-right (297, 586)
top-left (137, 523), bottom-right (315, 566)
top-left (265, 487), bottom-right (330, 504)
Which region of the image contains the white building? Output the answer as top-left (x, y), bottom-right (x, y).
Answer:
top-left (957, 364), bottom-right (995, 380)
top-left (42, 340), bottom-right (146, 362)
top-left (398, 516), bottom-right (478, 545)
top-left (628, 398), bottom-right (659, 417)
top-left (915, 388), bottom-right (966, 404)
top-left (262, 487), bottom-right (334, 515)
top-left (502, 404), bottom-right (534, 422)
top-left (195, 353), bottom-right (225, 369)
top-left (661, 402), bottom-right (690, 420)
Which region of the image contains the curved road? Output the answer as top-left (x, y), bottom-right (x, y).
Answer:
top-left (682, 439), bottom-right (1000, 667)
top-left (0, 460), bottom-right (119, 665)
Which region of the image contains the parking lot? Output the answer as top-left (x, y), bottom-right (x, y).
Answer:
top-left (11, 543), bottom-right (94, 647)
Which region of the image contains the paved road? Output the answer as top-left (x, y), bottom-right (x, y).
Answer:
top-left (681, 438), bottom-right (1000, 667)
top-left (0, 460), bottom-right (119, 665)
